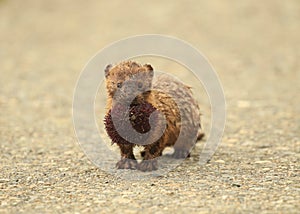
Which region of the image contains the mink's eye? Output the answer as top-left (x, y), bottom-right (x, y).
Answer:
top-left (138, 82), bottom-right (143, 89)
top-left (117, 82), bottom-right (122, 88)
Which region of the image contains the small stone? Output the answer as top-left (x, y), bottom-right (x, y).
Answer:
top-left (232, 183), bottom-right (241, 187)
top-left (58, 168), bottom-right (69, 172)
top-left (262, 168), bottom-right (271, 172)
top-left (227, 138), bottom-right (238, 143)
top-left (1, 201), bottom-right (8, 206)
top-left (0, 179), bottom-right (9, 183)
top-left (222, 195), bottom-right (228, 200)
top-left (215, 159), bottom-right (225, 164)
top-left (254, 160), bottom-right (272, 164)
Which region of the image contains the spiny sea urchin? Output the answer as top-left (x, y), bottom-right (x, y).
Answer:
top-left (104, 102), bottom-right (158, 145)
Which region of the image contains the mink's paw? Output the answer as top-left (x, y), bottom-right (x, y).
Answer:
top-left (116, 158), bottom-right (137, 170)
top-left (138, 159), bottom-right (158, 172)
top-left (172, 150), bottom-right (190, 159)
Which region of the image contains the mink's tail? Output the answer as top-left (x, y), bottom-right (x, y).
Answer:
top-left (197, 131), bottom-right (205, 141)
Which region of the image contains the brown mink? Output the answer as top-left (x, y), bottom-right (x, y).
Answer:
top-left (104, 61), bottom-right (204, 171)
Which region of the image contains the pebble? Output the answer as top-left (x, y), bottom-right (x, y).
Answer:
top-left (254, 160), bottom-right (272, 164)
top-left (232, 183), bottom-right (241, 187)
top-left (214, 160), bottom-right (225, 164)
top-left (0, 179), bottom-right (9, 183)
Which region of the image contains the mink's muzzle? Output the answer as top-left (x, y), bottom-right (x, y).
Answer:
top-left (112, 78), bottom-right (151, 105)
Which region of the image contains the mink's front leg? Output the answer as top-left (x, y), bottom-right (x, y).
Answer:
top-left (116, 143), bottom-right (137, 169)
top-left (138, 141), bottom-right (164, 172)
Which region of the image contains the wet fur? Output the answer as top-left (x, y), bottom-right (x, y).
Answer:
top-left (104, 61), bottom-right (204, 171)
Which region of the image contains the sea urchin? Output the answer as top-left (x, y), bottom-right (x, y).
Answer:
top-left (104, 101), bottom-right (159, 146)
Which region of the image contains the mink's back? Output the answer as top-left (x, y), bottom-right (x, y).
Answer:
top-left (146, 74), bottom-right (201, 145)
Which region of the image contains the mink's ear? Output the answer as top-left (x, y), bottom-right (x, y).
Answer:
top-left (144, 64), bottom-right (154, 78)
top-left (104, 64), bottom-right (112, 78)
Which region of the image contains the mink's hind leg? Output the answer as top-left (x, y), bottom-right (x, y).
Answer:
top-left (172, 134), bottom-right (198, 159)
top-left (138, 141), bottom-right (164, 172)
top-left (172, 131), bottom-right (203, 158)
top-left (116, 143), bottom-right (137, 169)
top-left (172, 148), bottom-right (191, 159)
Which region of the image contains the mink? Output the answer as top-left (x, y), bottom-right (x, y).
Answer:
top-left (104, 61), bottom-right (204, 171)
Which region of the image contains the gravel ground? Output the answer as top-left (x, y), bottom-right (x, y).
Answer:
top-left (0, 0), bottom-right (299, 213)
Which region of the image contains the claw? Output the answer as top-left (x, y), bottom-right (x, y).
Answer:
top-left (138, 159), bottom-right (158, 172)
top-left (116, 158), bottom-right (137, 170)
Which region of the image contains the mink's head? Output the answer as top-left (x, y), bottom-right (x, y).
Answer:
top-left (104, 61), bottom-right (154, 104)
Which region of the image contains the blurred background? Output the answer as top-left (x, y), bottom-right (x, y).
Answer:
top-left (0, 0), bottom-right (299, 213)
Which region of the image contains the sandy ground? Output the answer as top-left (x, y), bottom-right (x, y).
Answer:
top-left (0, 0), bottom-right (299, 213)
